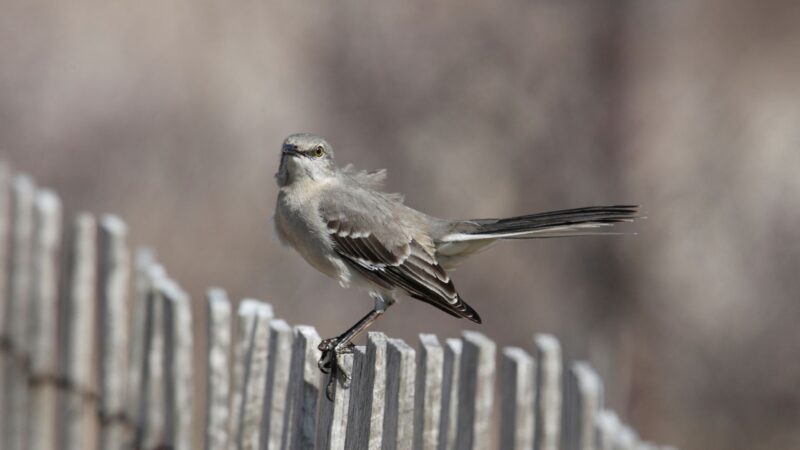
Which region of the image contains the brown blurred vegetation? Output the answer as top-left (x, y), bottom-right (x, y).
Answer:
top-left (2, 0), bottom-right (800, 448)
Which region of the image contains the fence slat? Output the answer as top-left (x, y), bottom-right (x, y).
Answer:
top-left (205, 288), bottom-right (232, 450)
top-left (615, 425), bottom-right (638, 450)
top-left (26, 190), bottom-right (62, 450)
top-left (284, 325), bottom-right (321, 450)
top-left (2, 175), bottom-right (36, 450)
top-left (345, 332), bottom-right (388, 450)
top-left (261, 318), bottom-right (293, 450)
top-left (533, 334), bottom-right (562, 450)
top-left (500, 347), bottom-right (535, 450)
top-left (141, 271), bottom-right (166, 448)
top-left (230, 300), bottom-right (273, 450)
top-left (413, 334), bottom-right (443, 450)
top-left (563, 362), bottom-right (602, 450)
top-left (96, 215), bottom-right (132, 449)
top-left (316, 352), bottom-right (354, 450)
top-left (438, 338), bottom-right (462, 450)
top-left (595, 410), bottom-right (620, 450)
top-left (384, 338), bottom-right (416, 450)
top-left (60, 214), bottom-right (98, 450)
top-left (230, 301), bottom-right (259, 447)
top-left (127, 248), bottom-right (156, 434)
top-left (162, 278), bottom-right (193, 450)
top-left (455, 331), bottom-right (496, 450)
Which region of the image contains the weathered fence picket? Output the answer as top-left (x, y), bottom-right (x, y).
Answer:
top-left (0, 163), bottom-right (676, 450)
top-left (438, 338), bottom-right (462, 450)
top-left (162, 278), bottom-right (193, 450)
top-left (59, 214), bottom-right (98, 450)
top-left (229, 300), bottom-right (273, 450)
top-left (26, 190), bottom-right (62, 450)
top-left (413, 334), bottom-right (443, 450)
top-left (262, 318), bottom-right (293, 450)
top-left (2, 175), bottom-right (36, 450)
top-left (285, 325), bottom-right (322, 450)
top-left (205, 288), bottom-right (232, 450)
top-left (534, 334), bottom-right (563, 450)
top-left (97, 216), bottom-right (132, 449)
top-left (499, 347), bottom-right (535, 450)
top-left (383, 338), bottom-right (416, 450)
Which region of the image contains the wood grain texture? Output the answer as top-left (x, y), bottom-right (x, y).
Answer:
top-left (562, 362), bottom-right (601, 450)
top-left (26, 190), bottom-right (62, 450)
top-left (162, 279), bottom-right (193, 450)
top-left (383, 338), bottom-right (416, 450)
top-left (205, 288), bottom-right (232, 450)
top-left (454, 331), bottom-right (496, 450)
top-left (231, 300), bottom-right (273, 450)
top-left (261, 319), bottom-right (292, 450)
top-left (2, 175), bottom-right (36, 450)
top-left (500, 347), bottom-right (535, 450)
top-left (533, 334), bottom-right (562, 450)
top-left (284, 325), bottom-right (321, 450)
top-left (345, 332), bottom-right (388, 450)
top-left (60, 214), bottom-right (98, 450)
top-left (413, 334), bottom-right (443, 450)
top-left (97, 215), bottom-right (132, 449)
top-left (438, 338), bottom-right (462, 450)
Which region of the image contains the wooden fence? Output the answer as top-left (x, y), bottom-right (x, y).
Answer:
top-left (0, 164), bottom-right (675, 450)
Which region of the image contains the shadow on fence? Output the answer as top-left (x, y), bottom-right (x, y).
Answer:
top-left (0, 164), bottom-right (675, 450)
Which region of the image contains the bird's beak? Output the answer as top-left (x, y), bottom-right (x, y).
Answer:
top-left (282, 147), bottom-right (301, 157)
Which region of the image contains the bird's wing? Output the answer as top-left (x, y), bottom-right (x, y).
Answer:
top-left (318, 188), bottom-right (481, 323)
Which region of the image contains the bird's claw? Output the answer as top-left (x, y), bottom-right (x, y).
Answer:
top-left (318, 337), bottom-right (354, 401)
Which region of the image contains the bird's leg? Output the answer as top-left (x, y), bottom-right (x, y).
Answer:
top-left (319, 293), bottom-right (394, 400)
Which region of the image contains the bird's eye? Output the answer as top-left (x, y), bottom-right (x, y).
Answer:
top-left (313, 145), bottom-right (325, 157)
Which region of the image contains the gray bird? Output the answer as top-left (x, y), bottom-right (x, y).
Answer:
top-left (273, 133), bottom-right (637, 399)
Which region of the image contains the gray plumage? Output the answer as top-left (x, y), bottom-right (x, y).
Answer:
top-left (273, 133), bottom-right (637, 397)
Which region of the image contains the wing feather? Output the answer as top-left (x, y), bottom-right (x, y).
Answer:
top-left (320, 204), bottom-right (481, 323)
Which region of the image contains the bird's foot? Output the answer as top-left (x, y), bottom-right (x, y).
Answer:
top-left (318, 337), bottom-right (354, 401)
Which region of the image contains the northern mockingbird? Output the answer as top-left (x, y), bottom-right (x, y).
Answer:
top-left (274, 133), bottom-right (637, 399)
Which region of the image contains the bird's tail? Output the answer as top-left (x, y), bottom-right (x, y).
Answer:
top-left (441, 205), bottom-right (639, 242)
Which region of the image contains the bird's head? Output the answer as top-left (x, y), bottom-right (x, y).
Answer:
top-left (275, 133), bottom-right (336, 187)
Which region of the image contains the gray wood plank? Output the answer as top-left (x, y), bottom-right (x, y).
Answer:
top-left (345, 332), bottom-right (388, 450)
top-left (594, 410), bottom-right (620, 450)
top-left (60, 214), bottom-right (98, 450)
top-left (141, 277), bottom-right (166, 449)
top-left (2, 175), bottom-right (36, 450)
top-left (284, 325), bottom-right (321, 450)
top-left (230, 300), bottom-right (260, 448)
top-left (383, 338), bottom-right (416, 450)
top-left (499, 347), bottom-right (535, 450)
top-left (162, 279), bottom-right (193, 450)
top-left (533, 334), bottom-right (562, 450)
top-left (129, 251), bottom-right (161, 447)
top-left (615, 425), bottom-right (638, 450)
top-left (205, 288), bottom-right (233, 450)
top-left (454, 331), bottom-right (496, 450)
top-left (260, 319), bottom-right (292, 450)
top-left (413, 334), bottom-right (443, 450)
top-left (315, 352), bottom-right (354, 450)
top-left (438, 338), bottom-right (462, 450)
top-left (562, 362), bottom-right (601, 450)
top-left (96, 215), bottom-right (132, 450)
top-left (235, 300), bottom-right (274, 450)
top-left (26, 190), bottom-right (62, 450)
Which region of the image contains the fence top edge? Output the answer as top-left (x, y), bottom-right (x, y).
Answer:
top-left (239, 299), bottom-right (274, 318)
top-left (502, 346), bottom-right (532, 362)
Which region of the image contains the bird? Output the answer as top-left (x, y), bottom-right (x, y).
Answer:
top-left (273, 132), bottom-right (638, 399)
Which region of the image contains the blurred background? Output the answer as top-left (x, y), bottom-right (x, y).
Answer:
top-left (2, 0), bottom-right (799, 448)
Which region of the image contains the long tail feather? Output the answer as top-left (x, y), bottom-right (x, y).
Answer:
top-left (443, 205), bottom-right (639, 242)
